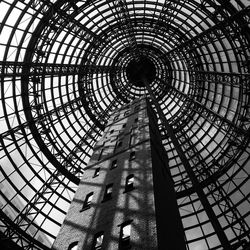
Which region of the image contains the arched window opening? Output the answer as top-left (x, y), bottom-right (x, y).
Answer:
top-left (125, 175), bottom-right (134, 192)
top-left (68, 241), bottom-right (78, 250)
top-left (81, 192), bottom-right (94, 211)
top-left (119, 221), bottom-right (133, 249)
top-left (92, 232), bottom-right (104, 250)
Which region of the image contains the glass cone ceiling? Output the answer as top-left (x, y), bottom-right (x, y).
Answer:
top-left (0, 0), bottom-right (250, 249)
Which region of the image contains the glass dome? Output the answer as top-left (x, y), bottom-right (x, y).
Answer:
top-left (0, 0), bottom-right (250, 249)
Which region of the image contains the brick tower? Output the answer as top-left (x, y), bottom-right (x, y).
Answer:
top-left (52, 97), bottom-right (186, 250)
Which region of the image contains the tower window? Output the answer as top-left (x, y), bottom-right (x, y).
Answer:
top-left (134, 105), bottom-right (140, 112)
top-left (98, 148), bottom-right (104, 161)
top-left (110, 129), bottom-right (114, 134)
top-left (124, 175), bottom-right (134, 192)
top-left (119, 221), bottom-right (132, 249)
top-left (134, 117), bottom-right (138, 123)
top-left (129, 151), bottom-right (135, 161)
top-left (122, 123), bottom-right (126, 128)
top-left (114, 141), bottom-right (123, 153)
top-left (110, 159), bottom-right (118, 169)
top-left (114, 115), bottom-right (119, 121)
top-left (68, 241), bottom-right (78, 250)
top-left (117, 141), bottom-right (123, 148)
top-left (129, 134), bottom-right (136, 147)
top-left (81, 192), bottom-right (94, 211)
top-left (124, 110), bottom-right (130, 116)
top-left (93, 168), bottom-right (100, 178)
top-left (92, 232), bottom-right (104, 250)
top-left (103, 184), bottom-right (113, 201)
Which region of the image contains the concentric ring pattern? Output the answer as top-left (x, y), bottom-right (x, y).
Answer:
top-left (0, 0), bottom-right (250, 249)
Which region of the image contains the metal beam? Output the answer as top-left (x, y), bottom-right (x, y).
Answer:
top-left (177, 70), bottom-right (250, 87)
top-left (143, 77), bottom-right (232, 249)
top-left (11, 171), bottom-right (70, 241)
top-left (0, 97), bottom-right (82, 143)
top-left (34, 0), bottom-right (102, 43)
top-left (180, 132), bottom-right (250, 242)
top-left (166, 6), bottom-right (250, 57)
top-left (113, 0), bottom-right (140, 61)
top-left (0, 210), bottom-right (50, 250)
top-left (166, 83), bottom-right (249, 136)
top-left (78, 76), bottom-right (120, 130)
top-left (0, 62), bottom-right (118, 77)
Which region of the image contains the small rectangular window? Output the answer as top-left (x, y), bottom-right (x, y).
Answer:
top-left (110, 159), bottom-right (118, 169)
top-left (119, 221), bottom-right (132, 249)
top-left (98, 148), bottom-right (104, 161)
top-left (92, 232), bottom-right (104, 250)
top-left (81, 192), bottom-right (94, 211)
top-left (85, 192), bottom-right (94, 206)
top-left (130, 127), bottom-right (135, 134)
top-left (124, 110), bottom-right (130, 116)
top-left (134, 117), bottom-right (138, 123)
top-left (122, 123), bottom-right (126, 128)
top-left (129, 134), bottom-right (136, 147)
top-left (114, 115), bottom-right (119, 121)
top-left (129, 151), bottom-right (135, 161)
top-left (114, 140), bottom-right (123, 154)
top-left (134, 105), bottom-right (140, 112)
top-left (124, 175), bottom-right (134, 192)
top-left (103, 184), bottom-right (113, 201)
top-left (110, 129), bottom-right (114, 134)
top-left (93, 168), bottom-right (100, 178)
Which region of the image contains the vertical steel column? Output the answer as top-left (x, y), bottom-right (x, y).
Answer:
top-left (113, 0), bottom-right (141, 62)
top-left (143, 77), bottom-right (232, 249)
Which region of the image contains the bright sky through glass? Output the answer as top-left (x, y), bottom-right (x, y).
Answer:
top-left (0, 0), bottom-right (250, 249)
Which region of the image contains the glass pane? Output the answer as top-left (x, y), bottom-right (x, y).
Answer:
top-left (95, 234), bottom-right (103, 247)
top-left (71, 245), bottom-right (78, 250)
top-left (127, 177), bottom-right (134, 185)
top-left (68, 242), bottom-right (78, 250)
top-left (122, 224), bottom-right (131, 239)
top-left (107, 186), bottom-right (112, 194)
top-left (87, 193), bottom-right (93, 203)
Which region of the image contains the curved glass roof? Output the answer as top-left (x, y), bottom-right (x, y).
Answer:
top-left (0, 0), bottom-right (250, 249)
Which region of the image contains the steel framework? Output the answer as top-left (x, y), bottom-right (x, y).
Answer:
top-left (0, 0), bottom-right (250, 249)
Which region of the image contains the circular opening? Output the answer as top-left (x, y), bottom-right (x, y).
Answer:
top-left (126, 57), bottom-right (156, 87)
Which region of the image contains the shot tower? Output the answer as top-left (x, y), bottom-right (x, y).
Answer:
top-left (52, 98), bottom-right (186, 250)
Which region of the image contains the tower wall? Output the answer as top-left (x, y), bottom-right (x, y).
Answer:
top-left (147, 102), bottom-right (186, 249)
top-left (52, 98), bottom-right (185, 250)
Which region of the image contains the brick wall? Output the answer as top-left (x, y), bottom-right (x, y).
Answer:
top-left (52, 98), bottom-right (185, 250)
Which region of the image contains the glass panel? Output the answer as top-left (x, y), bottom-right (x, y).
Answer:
top-left (107, 186), bottom-right (112, 194)
top-left (95, 233), bottom-right (104, 248)
top-left (86, 193), bottom-right (93, 205)
top-left (122, 224), bottom-right (131, 239)
top-left (127, 176), bottom-right (134, 186)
